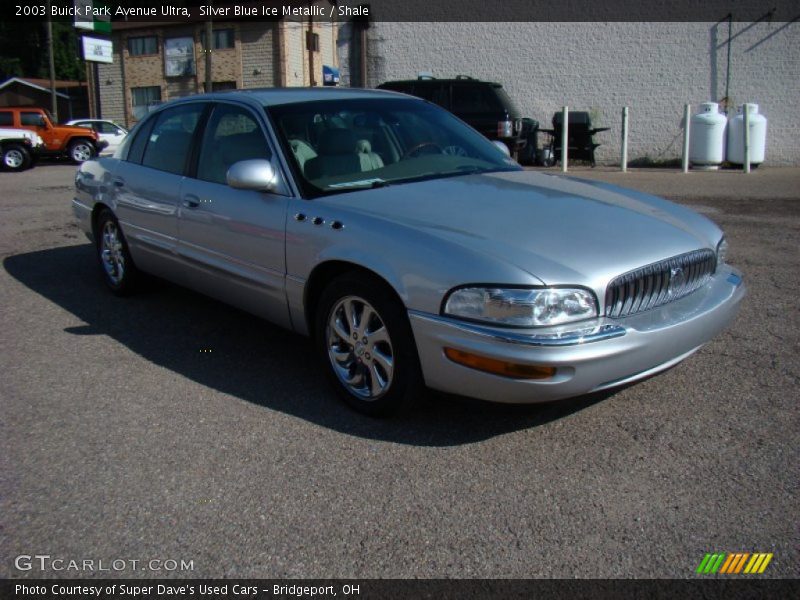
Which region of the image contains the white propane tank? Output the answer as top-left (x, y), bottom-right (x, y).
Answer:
top-left (727, 103), bottom-right (767, 166)
top-left (689, 102), bottom-right (727, 169)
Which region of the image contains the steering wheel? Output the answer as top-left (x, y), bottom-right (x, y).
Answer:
top-left (405, 141), bottom-right (444, 157)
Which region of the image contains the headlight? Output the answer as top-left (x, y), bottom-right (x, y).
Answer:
top-left (443, 287), bottom-right (598, 327)
top-left (716, 237), bottom-right (728, 267)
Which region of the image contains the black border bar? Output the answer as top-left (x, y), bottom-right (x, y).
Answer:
top-left (4, 0), bottom-right (800, 23)
top-left (3, 579), bottom-right (799, 600)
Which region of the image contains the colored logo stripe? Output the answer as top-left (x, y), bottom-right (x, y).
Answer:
top-left (697, 552), bottom-right (773, 574)
top-left (745, 553), bottom-right (773, 574)
top-left (696, 553), bottom-right (726, 574)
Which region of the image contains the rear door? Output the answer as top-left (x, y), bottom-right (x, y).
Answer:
top-left (177, 101), bottom-right (291, 328)
top-left (111, 102), bottom-right (207, 278)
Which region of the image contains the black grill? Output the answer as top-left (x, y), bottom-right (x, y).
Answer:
top-left (604, 249), bottom-right (717, 318)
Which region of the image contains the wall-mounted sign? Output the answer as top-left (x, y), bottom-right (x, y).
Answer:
top-left (165, 37), bottom-right (196, 77)
top-left (82, 36), bottom-right (113, 64)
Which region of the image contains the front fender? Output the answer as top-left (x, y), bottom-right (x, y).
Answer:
top-left (285, 199), bottom-right (541, 334)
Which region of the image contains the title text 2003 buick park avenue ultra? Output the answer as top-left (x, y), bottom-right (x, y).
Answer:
top-left (73, 89), bottom-right (745, 416)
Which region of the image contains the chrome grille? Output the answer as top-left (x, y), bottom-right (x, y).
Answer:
top-left (604, 249), bottom-right (717, 318)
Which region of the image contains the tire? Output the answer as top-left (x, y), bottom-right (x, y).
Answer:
top-left (68, 139), bottom-right (94, 163)
top-left (315, 272), bottom-right (423, 417)
top-left (2, 144), bottom-right (31, 171)
top-left (95, 209), bottom-right (140, 296)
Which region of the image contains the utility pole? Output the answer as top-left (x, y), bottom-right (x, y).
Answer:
top-left (205, 1), bottom-right (213, 92)
top-left (47, 0), bottom-right (58, 120)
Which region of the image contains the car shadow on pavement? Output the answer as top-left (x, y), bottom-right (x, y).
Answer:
top-left (4, 244), bottom-right (615, 446)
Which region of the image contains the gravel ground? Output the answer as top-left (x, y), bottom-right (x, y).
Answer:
top-left (1, 164), bottom-right (797, 579)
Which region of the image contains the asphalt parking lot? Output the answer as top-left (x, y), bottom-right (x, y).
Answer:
top-left (1, 163), bottom-right (798, 579)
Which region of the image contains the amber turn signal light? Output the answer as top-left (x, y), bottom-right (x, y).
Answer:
top-left (444, 347), bottom-right (557, 380)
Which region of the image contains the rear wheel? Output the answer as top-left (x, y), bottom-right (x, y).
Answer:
top-left (315, 273), bottom-right (423, 416)
top-left (95, 209), bottom-right (140, 295)
top-left (2, 144), bottom-right (31, 171)
top-left (68, 139), bottom-right (94, 163)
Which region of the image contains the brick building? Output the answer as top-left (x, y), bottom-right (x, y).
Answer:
top-left (97, 17), bottom-right (338, 128)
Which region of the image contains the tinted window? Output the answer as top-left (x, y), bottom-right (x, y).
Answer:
top-left (0, 112), bottom-right (12, 126)
top-left (20, 112), bottom-right (46, 127)
top-left (412, 83), bottom-right (448, 108)
top-left (451, 85), bottom-right (502, 113)
top-left (125, 116), bottom-right (156, 164)
top-left (128, 36), bottom-right (158, 56)
top-left (141, 104), bottom-right (205, 175)
top-left (201, 29), bottom-right (235, 50)
top-left (196, 104), bottom-right (270, 185)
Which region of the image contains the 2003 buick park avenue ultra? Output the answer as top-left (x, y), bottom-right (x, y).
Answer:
top-left (72, 89), bottom-right (745, 416)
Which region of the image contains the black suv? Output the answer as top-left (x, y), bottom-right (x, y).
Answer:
top-left (376, 76), bottom-right (532, 158)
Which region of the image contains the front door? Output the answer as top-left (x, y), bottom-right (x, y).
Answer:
top-left (177, 102), bottom-right (290, 329)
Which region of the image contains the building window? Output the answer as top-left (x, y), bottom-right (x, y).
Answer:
top-left (128, 36), bottom-right (158, 56)
top-left (164, 37), bottom-right (196, 77)
top-left (131, 86), bottom-right (162, 120)
top-left (203, 81), bottom-right (237, 92)
top-left (0, 112), bottom-right (14, 126)
top-left (201, 29), bottom-right (235, 50)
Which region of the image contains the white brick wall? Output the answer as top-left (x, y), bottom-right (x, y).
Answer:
top-left (346, 22), bottom-right (800, 165)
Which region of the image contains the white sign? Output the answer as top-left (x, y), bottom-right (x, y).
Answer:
top-left (82, 36), bottom-right (113, 63)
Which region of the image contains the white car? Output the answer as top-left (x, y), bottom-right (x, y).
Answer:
top-left (66, 119), bottom-right (128, 155)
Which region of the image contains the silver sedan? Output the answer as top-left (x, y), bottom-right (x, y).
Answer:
top-left (72, 89), bottom-right (745, 416)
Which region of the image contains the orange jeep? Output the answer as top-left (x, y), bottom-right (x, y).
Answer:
top-left (0, 107), bottom-right (107, 163)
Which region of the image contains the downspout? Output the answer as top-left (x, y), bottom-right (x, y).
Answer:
top-left (119, 33), bottom-right (130, 127)
top-left (725, 13), bottom-right (732, 107)
top-left (275, 20), bottom-right (285, 86)
top-left (359, 22), bottom-right (367, 87)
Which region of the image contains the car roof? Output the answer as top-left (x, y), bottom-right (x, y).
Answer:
top-left (170, 87), bottom-right (407, 107)
top-left (380, 78), bottom-right (503, 87)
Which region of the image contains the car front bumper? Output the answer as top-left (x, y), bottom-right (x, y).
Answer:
top-left (408, 266), bottom-right (745, 403)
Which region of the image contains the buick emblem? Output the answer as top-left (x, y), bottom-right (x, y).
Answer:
top-left (668, 266), bottom-right (686, 296)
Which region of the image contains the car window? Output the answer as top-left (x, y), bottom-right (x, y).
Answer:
top-left (94, 122), bottom-right (121, 134)
top-left (196, 103), bottom-right (271, 185)
top-left (413, 83), bottom-right (448, 108)
top-left (141, 104), bottom-right (205, 175)
top-left (268, 98), bottom-right (520, 198)
top-left (0, 112), bottom-right (12, 126)
top-left (20, 112), bottom-right (46, 127)
top-left (451, 85), bottom-right (501, 113)
top-left (125, 116), bottom-right (156, 164)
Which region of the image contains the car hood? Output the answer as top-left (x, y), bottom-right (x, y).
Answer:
top-left (59, 125), bottom-right (97, 136)
top-left (320, 170), bottom-right (722, 289)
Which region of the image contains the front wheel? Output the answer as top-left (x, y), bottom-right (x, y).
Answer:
top-left (68, 139), bottom-right (94, 163)
top-left (315, 273), bottom-right (423, 416)
top-left (95, 209), bottom-right (140, 295)
top-left (2, 144), bottom-right (31, 171)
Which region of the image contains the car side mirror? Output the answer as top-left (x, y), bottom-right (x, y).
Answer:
top-left (226, 159), bottom-right (278, 192)
top-left (492, 140), bottom-right (511, 157)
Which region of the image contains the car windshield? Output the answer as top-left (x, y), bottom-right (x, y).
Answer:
top-left (266, 97), bottom-right (521, 197)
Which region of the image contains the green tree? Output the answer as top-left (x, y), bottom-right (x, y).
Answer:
top-left (0, 20), bottom-right (84, 82)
